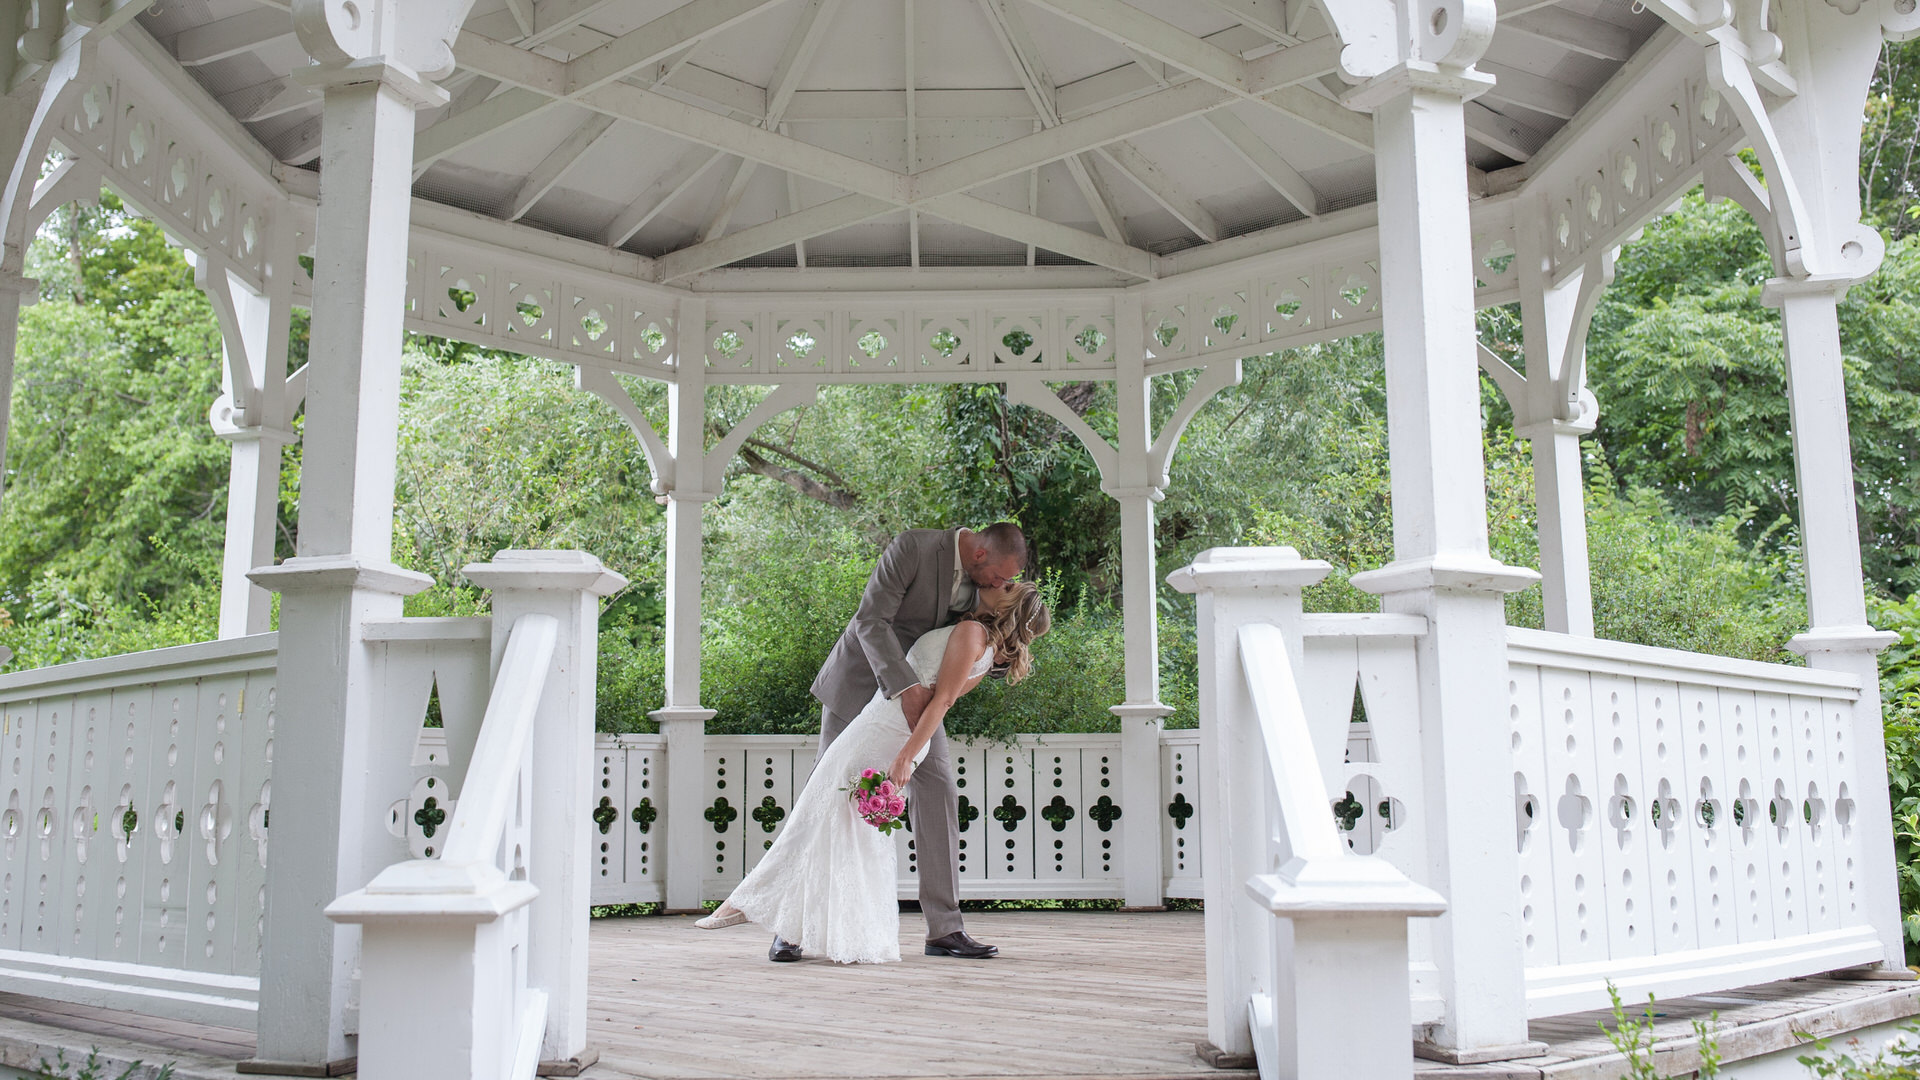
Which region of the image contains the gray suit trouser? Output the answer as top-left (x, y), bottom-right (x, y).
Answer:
top-left (821, 704), bottom-right (964, 939)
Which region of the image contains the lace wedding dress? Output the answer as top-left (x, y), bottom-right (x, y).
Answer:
top-left (727, 623), bottom-right (991, 963)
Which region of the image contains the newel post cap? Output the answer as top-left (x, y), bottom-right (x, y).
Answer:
top-left (1166, 547), bottom-right (1334, 594)
top-left (463, 549), bottom-right (630, 597)
top-left (325, 859), bottom-right (538, 925)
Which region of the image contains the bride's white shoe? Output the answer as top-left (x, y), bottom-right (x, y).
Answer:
top-left (694, 908), bottom-right (748, 930)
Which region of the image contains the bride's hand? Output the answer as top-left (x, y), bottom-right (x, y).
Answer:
top-left (889, 751), bottom-right (915, 787)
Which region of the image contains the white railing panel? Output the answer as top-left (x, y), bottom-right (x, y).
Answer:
top-left (1506, 628), bottom-right (1880, 1016)
top-left (0, 636), bottom-right (277, 1028)
top-left (1162, 732), bottom-right (1203, 899)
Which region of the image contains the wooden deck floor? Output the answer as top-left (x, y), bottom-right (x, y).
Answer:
top-left (3, 911), bottom-right (1919, 1080)
top-left (585, 909), bottom-right (1223, 1080)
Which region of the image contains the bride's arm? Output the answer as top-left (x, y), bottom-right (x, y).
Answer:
top-left (889, 621), bottom-right (989, 784)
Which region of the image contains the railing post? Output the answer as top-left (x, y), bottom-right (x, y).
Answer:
top-left (1167, 546), bottom-right (1332, 1063)
top-left (464, 550), bottom-right (627, 1073)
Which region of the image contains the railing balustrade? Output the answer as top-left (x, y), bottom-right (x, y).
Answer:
top-left (327, 613), bottom-right (556, 1080)
top-left (0, 634), bottom-right (278, 1028)
top-left (1506, 626), bottom-right (1883, 1014)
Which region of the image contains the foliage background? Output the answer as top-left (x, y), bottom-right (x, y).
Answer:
top-left (4, 42), bottom-right (1920, 949)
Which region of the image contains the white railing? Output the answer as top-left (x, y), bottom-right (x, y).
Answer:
top-left (1506, 627), bottom-right (1882, 1015)
top-left (1234, 621), bottom-right (1445, 1080)
top-left (327, 613), bottom-right (557, 1080)
top-left (0, 635), bottom-right (278, 1028)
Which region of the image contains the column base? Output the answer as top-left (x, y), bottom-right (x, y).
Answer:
top-left (1412, 1038), bottom-right (1550, 1065)
top-left (1194, 1041), bottom-right (1255, 1070)
top-left (237, 1057), bottom-right (356, 1077)
top-left (537, 1048), bottom-right (601, 1076)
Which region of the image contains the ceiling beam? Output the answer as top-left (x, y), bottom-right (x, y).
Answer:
top-left (1201, 0), bottom-right (1301, 43)
top-left (1463, 101), bottom-right (1551, 161)
top-left (1502, 9), bottom-right (1635, 61)
top-left (1205, 110), bottom-right (1325, 216)
top-left (565, 0), bottom-right (791, 96)
top-left (173, 7), bottom-right (292, 66)
top-left (1026, 0), bottom-right (1250, 92)
top-left (502, 0), bottom-right (536, 38)
top-left (507, 112), bottom-right (618, 221)
top-left (1094, 141), bottom-right (1220, 242)
top-left (977, 0), bottom-right (1130, 244)
top-left (695, 0), bottom-right (843, 244)
top-left (921, 193), bottom-right (1155, 277)
top-left (603, 150), bottom-right (726, 248)
top-left (658, 194), bottom-right (894, 280)
top-left (465, 0), bottom-right (628, 45)
top-left (217, 75), bottom-right (314, 123)
top-left (1477, 60), bottom-right (1583, 120)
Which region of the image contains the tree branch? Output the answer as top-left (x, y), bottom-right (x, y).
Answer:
top-left (735, 444), bottom-right (861, 510)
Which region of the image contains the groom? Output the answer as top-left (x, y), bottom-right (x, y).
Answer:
top-left (773, 522), bottom-right (1029, 963)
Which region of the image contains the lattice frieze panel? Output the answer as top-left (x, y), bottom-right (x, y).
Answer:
top-left (1691, 78), bottom-right (1738, 161)
top-left (1648, 93), bottom-right (1696, 195)
top-left (1196, 289), bottom-right (1252, 353)
top-left (1262, 272), bottom-right (1318, 340)
top-left (1473, 228), bottom-right (1519, 299)
top-left (1058, 310), bottom-right (1116, 368)
top-left (424, 257), bottom-right (494, 335)
top-left (628, 307), bottom-right (675, 370)
top-left (60, 77), bottom-right (271, 287)
top-left (1143, 302), bottom-right (1189, 362)
top-left (845, 313), bottom-right (906, 372)
top-left (914, 312), bottom-right (977, 372)
top-left (566, 291), bottom-right (623, 361)
top-left (500, 278), bottom-right (559, 349)
top-left (772, 314), bottom-right (833, 374)
top-left (989, 312), bottom-right (1049, 369)
top-left (1324, 261), bottom-right (1381, 324)
top-left (705, 315), bottom-right (760, 375)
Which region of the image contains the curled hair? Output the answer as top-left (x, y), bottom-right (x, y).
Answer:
top-left (967, 581), bottom-right (1049, 685)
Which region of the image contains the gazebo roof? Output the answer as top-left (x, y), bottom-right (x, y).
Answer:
top-left (131, 0), bottom-right (1662, 291)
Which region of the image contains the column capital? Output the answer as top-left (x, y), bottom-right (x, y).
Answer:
top-left (1110, 702), bottom-right (1173, 721)
top-left (291, 58), bottom-right (450, 110)
top-left (0, 270), bottom-right (38, 297)
top-left (1100, 483), bottom-right (1166, 502)
top-left (1350, 554), bottom-right (1539, 596)
top-left (661, 488), bottom-right (717, 505)
top-left (1342, 60), bottom-right (1496, 113)
top-left (1760, 273), bottom-right (1867, 307)
top-left (1788, 625), bottom-right (1900, 657)
top-left (649, 706), bottom-right (717, 725)
top-left (462, 549), bottom-right (629, 597)
top-left (1167, 547), bottom-right (1334, 594)
top-left (248, 554), bottom-right (433, 596)
top-left (1514, 415), bottom-right (1596, 440)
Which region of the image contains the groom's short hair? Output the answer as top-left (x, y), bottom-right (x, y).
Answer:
top-left (978, 522), bottom-right (1028, 565)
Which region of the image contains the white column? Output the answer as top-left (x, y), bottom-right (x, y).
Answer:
top-left (1347, 65), bottom-right (1543, 1063)
top-left (0, 271), bottom-right (35, 526)
top-left (653, 297), bottom-right (715, 913)
top-left (210, 230), bottom-right (296, 639)
top-left (1767, 278), bottom-right (1905, 970)
top-left (244, 53), bottom-right (447, 1072)
top-left (1107, 295), bottom-right (1169, 910)
top-left (464, 550), bottom-right (627, 1070)
top-left (1520, 419), bottom-right (1594, 636)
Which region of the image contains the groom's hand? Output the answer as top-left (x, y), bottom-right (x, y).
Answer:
top-left (899, 684), bottom-right (933, 725)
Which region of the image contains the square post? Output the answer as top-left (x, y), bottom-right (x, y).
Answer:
top-left (1346, 63), bottom-right (1544, 1063)
top-left (244, 55), bottom-right (447, 1073)
top-left (1108, 293), bottom-right (1170, 909)
top-left (464, 550), bottom-right (627, 1072)
top-left (654, 296), bottom-right (715, 913)
top-left (1767, 279), bottom-right (1904, 970)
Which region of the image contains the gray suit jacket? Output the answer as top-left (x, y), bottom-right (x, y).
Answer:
top-left (811, 528), bottom-right (962, 720)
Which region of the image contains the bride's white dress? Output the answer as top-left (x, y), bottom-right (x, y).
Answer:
top-left (727, 623), bottom-right (991, 963)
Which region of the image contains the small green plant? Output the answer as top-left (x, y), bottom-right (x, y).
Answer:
top-left (1797, 1021), bottom-right (1920, 1078)
top-left (1600, 983), bottom-right (1721, 1079)
top-left (33, 1047), bottom-right (174, 1080)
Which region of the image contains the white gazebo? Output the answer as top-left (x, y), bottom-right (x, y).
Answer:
top-left (0, 0), bottom-right (1914, 1077)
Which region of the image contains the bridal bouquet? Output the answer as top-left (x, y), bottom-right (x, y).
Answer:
top-left (847, 769), bottom-right (908, 835)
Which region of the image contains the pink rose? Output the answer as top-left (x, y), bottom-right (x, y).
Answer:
top-left (862, 768), bottom-right (877, 779)
top-left (889, 796), bottom-right (907, 816)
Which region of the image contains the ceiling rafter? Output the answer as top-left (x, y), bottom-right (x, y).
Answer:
top-left (1093, 141), bottom-right (1220, 243)
top-left (696, 0), bottom-right (843, 245)
top-left (603, 150), bottom-right (727, 248)
top-left (977, 0), bottom-right (1130, 245)
top-left (507, 112), bottom-right (617, 221)
top-left (1502, 9), bottom-right (1634, 61)
top-left (1477, 60), bottom-right (1584, 120)
top-left (1022, 0), bottom-right (1367, 146)
top-left (565, 0), bottom-right (792, 97)
top-left (1463, 101), bottom-right (1551, 161)
top-left (465, 0), bottom-right (629, 45)
top-left (442, 21), bottom-right (1342, 278)
top-left (173, 7), bottom-right (293, 66)
top-left (1200, 0), bottom-right (1303, 44)
top-left (1205, 109), bottom-right (1326, 216)
top-left (217, 74), bottom-right (312, 123)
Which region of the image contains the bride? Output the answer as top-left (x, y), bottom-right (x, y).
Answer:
top-left (694, 581), bottom-right (1049, 963)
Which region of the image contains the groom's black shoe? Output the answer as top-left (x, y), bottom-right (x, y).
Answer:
top-left (768, 936), bottom-right (803, 962)
top-left (925, 931), bottom-right (998, 959)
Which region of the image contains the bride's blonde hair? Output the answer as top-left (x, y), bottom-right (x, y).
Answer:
top-left (967, 582), bottom-right (1049, 685)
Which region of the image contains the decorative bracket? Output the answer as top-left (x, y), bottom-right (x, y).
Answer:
top-left (1005, 376), bottom-right (1119, 485)
top-left (577, 366), bottom-right (673, 494)
top-left (701, 383), bottom-right (819, 495)
top-left (1146, 360), bottom-right (1242, 490)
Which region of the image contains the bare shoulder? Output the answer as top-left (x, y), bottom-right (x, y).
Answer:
top-left (945, 620), bottom-right (988, 652)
